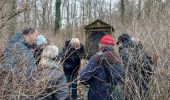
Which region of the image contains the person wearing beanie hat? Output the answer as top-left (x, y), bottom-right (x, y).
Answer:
top-left (36, 35), bottom-right (48, 46)
top-left (99, 34), bottom-right (116, 51)
top-left (100, 34), bottom-right (116, 46)
top-left (116, 33), bottom-right (134, 47)
top-left (117, 33), bottom-right (153, 99)
top-left (79, 34), bottom-right (125, 100)
top-left (34, 35), bottom-right (48, 65)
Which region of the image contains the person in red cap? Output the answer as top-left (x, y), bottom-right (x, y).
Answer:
top-left (79, 34), bottom-right (125, 100)
top-left (98, 34), bottom-right (116, 51)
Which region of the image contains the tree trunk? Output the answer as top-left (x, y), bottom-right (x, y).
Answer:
top-left (138, 0), bottom-right (141, 20)
top-left (144, 0), bottom-right (152, 18)
top-left (66, 0), bottom-right (70, 29)
top-left (109, 0), bottom-right (112, 25)
top-left (42, 0), bottom-right (48, 31)
top-left (47, 0), bottom-right (53, 31)
top-left (88, 0), bottom-right (92, 23)
top-left (23, 0), bottom-right (31, 26)
top-left (82, 0), bottom-right (85, 25)
top-left (54, 0), bottom-right (61, 33)
top-left (6, 0), bottom-right (17, 37)
top-left (120, 0), bottom-right (125, 24)
top-left (33, 0), bottom-right (37, 27)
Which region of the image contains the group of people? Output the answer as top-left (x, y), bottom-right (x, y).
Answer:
top-left (79, 34), bottom-right (154, 100)
top-left (2, 27), bottom-right (155, 100)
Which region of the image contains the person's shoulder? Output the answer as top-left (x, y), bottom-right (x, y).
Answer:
top-left (65, 40), bottom-right (71, 47)
top-left (80, 43), bottom-right (84, 47)
top-left (9, 42), bottom-right (33, 56)
top-left (79, 43), bottom-right (84, 49)
top-left (92, 52), bottom-right (103, 62)
top-left (93, 52), bottom-right (100, 58)
top-left (14, 42), bottom-right (28, 50)
top-left (8, 41), bottom-right (25, 51)
top-left (50, 69), bottom-right (65, 80)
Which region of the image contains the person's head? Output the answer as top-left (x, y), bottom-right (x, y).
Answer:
top-left (116, 33), bottom-right (131, 45)
top-left (36, 35), bottom-right (48, 49)
top-left (70, 38), bottom-right (81, 49)
top-left (22, 27), bottom-right (39, 45)
top-left (41, 45), bottom-right (59, 59)
top-left (116, 33), bottom-right (134, 48)
top-left (99, 34), bottom-right (116, 51)
top-left (40, 45), bottom-right (59, 68)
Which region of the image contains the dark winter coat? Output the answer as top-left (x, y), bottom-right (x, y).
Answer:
top-left (80, 49), bottom-right (125, 100)
top-left (33, 47), bottom-right (43, 65)
top-left (59, 40), bottom-right (84, 78)
top-left (117, 33), bottom-right (153, 98)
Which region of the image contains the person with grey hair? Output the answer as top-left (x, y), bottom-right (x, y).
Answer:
top-left (58, 38), bottom-right (84, 100)
top-left (39, 45), bottom-right (59, 68)
top-left (36, 45), bottom-right (69, 100)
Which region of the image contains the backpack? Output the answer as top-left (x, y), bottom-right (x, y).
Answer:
top-left (95, 51), bottom-right (125, 100)
top-left (95, 51), bottom-right (125, 84)
top-left (96, 51), bottom-right (112, 84)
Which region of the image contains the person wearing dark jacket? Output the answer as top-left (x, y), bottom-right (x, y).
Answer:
top-left (80, 34), bottom-right (125, 100)
top-left (33, 35), bottom-right (48, 66)
top-left (59, 38), bottom-right (84, 100)
top-left (117, 33), bottom-right (153, 99)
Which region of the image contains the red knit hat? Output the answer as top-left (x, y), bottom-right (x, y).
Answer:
top-left (100, 34), bottom-right (116, 46)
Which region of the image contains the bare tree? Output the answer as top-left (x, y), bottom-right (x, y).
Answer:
top-left (0, 0), bottom-right (29, 34)
top-left (54, 0), bottom-right (61, 33)
top-left (47, 0), bottom-right (53, 31)
top-left (120, 0), bottom-right (125, 24)
top-left (41, 0), bottom-right (48, 31)
top-left (144, 0), bottom-right (153, 18)
top-left (80, 0), bottom-right (85, 26)
top-left (87, 0), bottom-right (92, 23)
top-left (33, 0), bottom-right (38, 27)
top-left (23, 0), bottom-right (32, 26)
top-left (138, 0), bottom-right (142, 20)
top-left (66, 0), bottom-right (70, 29)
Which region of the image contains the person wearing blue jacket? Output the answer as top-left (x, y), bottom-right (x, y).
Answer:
top-left (2, 27), bottom-right (39, 99)
top-left (4, 27), bottom-right (39, 79)
top-left (80, 34), bottom-right (125, 100)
